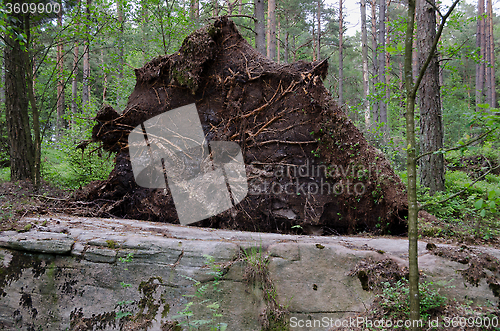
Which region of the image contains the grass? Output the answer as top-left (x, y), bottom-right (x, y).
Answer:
top-left (41, 143), bottom-right (115, 189)
top-left (0, 167), bottom-right (9, 182)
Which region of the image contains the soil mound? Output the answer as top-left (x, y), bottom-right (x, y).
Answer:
top-left (77, 17), bottom-right (408, 235)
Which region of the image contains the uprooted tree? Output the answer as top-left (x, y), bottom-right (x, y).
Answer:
top-left (77, 17), bottom-right (411, 235)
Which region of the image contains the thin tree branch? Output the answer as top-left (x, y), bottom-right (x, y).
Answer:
top-left (425, 0), bottom-right (443, 18)
top-left (207, 14), bottom-right (257, 21)
top-left (415, 127), bottom-right (498, 161)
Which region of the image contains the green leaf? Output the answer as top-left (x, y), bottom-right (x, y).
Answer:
top-left (474, 199), bottom-right (484, 209)
top-left (480, 209), bottom-right (486, 217)
top-left (488, 201), bottom-right (496, 209)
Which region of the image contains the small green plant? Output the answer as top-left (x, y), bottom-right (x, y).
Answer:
top-left (172, 255), bottom-right (227, 330)
top-left (115, 254), bottom-right (135, 320)
top-left (474, 188), bottom-right (500, 217)
top-left (106, 240), bottom-right (117, 249)
top-left (118, 252), bottom-right (134, 270)
top-left (378, 278), bottom-right (446, 321)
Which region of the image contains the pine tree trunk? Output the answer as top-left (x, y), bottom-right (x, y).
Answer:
top-left (277, 20), bottom-right (280, 64)
top-left (82, 0), bottom-right (92, 107)
top-left (485, 0), bottom-right (492, 107)
top-left (317, 0), bottom-right (321, 60)
top-left (71, 0), bottom-right (80, 123)
top-left (417, 0), bottom-right (445, 195)
top-left (72, 43), bottom-right (79, 121)
top-left (0, 53), bottom-right (4, 106)
top-left (361, 0), bottom-right (370, 129)
top-left (254, 0), bottom-right (266, 55)
top-left (102, 48), bottom-right (107, 103)
top-left (385, 1), bottom-right (390, 112)
top-left (266, 0), bottom-right (276, 60)
top-left (476, 0), bottom-right (485, 110)
top-left (4, 11), bottom-right (35, 181)
top-left (371, 0), bottom-right (378, 122)
top-left (190, 0), bottom-right (199, 19)
top-left (285, 28), bottom-right (289, 63)
top-left (339, 0), bottom-right (343, 107)
top-left (57, 7), bottom-right (65, 133)
top-left (141, 0), bottom-right (149, 62)
top-left (378, 0), bottom-right (387, 132)
top-left (487, 0), bottom-right (496, 107)
top-left (117, 0), bottom-right (124, 104)
top-left (213, 0), bottom-right (218, 16)
top-left (312, 24), bottom-right (316, 61)
top-left (117, 0), bottom-right (124, 79)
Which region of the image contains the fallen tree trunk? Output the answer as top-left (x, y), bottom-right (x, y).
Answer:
top-left (78, 17), bottom-right (409, 235)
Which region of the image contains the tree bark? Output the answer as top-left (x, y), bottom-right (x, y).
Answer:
top-left (267, 0), bottom-right (276, 60)
top-left (0, 53), bottom-right (4, 106)
top-left (406, 1), bottom-right (460, 327)
top-left (339, 0), bottom-right (343, 107)
top-left (487, 0), bottom-right (496, 107)
top-left (378, 0), bottom-right (387, 132)
top-left (190, 0), bottom-right (199, 19)
top-left (117, 0), bottom-right (124, 80)
top-left (277, 19), bottom-right (281, 63)
top-left (417, 0), bottom-right (445, 195)
top-left (4, 9), bottom-right (35, 182)
top-left (404, 0), bottom-right (420, 326)
top-left (385, 1), bottom-right (390, 113)
top-left (317, 0), bottom-right (321, 60)
top-left (82, 0), bottom-right (91, 107)
top-left (72, 42), bottom-right (79, 121)
top-left (476, 0), bottom-right (485, 110)
top-left (361, 0), bottom-right (370, 129)
top-left (485, 0), bottom-right (492, 107)
top-left (102, 48), bottom-right (107, 103)
top-left (213, 0), bottom-right (219, 16)
top-left (371, 0), bottom-right (378, 122)
top-left (254, 0), bottom-right (266, 55)
top-left (57, 6), bottom-right (65, 133)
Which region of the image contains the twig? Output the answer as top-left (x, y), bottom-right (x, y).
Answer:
top-left (242, 80), bottom-right (282, 118)
top-left (206, 14), bottom-right (257, 21)
top-left (30, 195), bottom-right (67, 201)
top-left (415, 127), bottom-right (498, 161)
top-left (254, 140), bottom-right (317, 146)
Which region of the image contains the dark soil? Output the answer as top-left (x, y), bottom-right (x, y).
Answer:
top-left (349, 257), bottom-right (408, 291)
top-left (74, 17), bottom-right (410, 236)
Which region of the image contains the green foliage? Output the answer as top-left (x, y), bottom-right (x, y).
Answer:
top-left (378, 278), bottom-right (447, 321)
top-left (172, 255), bottom-right (227, 331)
top-left (41, 105), bottom-right (115, 189)
top-left (475, 188), bottom-right (500, 218)
top-left (0, 167), bottom-right (10, 183)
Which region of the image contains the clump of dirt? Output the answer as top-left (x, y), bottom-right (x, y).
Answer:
top-left (76, 17), bottom-right (409, 235)
top-left (427, 244), bottom-right (500, 296)
top-left (349, 257), bottom-right (408, 291)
